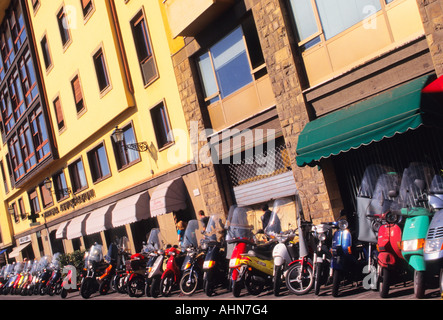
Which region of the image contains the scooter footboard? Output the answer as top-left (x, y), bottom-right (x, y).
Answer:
top-left (405, 254), bottom-right (426, 272)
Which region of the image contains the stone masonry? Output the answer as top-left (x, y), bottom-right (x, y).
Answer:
top-left (248, 0), bottom-right (341, 223)
top-left (417, 0), bottom-right (443, 77)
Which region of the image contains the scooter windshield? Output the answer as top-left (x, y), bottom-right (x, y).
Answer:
top-left (50, 252), bottom-right (62, 269)
top-left (264, 197), bottom-right (298, 235)
top-left (358, 164), bottom-right (391, 198)
top-left (145, 228), bottom-right (165, 251)
top-left (88, 244), bottom-right (103, 263)
top-left (14, 262), bottom-right (24, 274)
top-left (181, 220), bottom-right (200, 249)
top-left (430, 174), bottom-right (443, 194)
top-left (226, 206), bottom-right (253, 240)
top-left (37, 256), bottom-right (50, 270)
top-left (399, 163), bottom-right (434, 208)
top-left (369, 172), bottom-right (402, 215)
top-left (204, 213), bottom-right (226, 242)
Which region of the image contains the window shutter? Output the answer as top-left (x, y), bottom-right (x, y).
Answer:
top-left (72, 76), bottom-right (82, 104)
top-left (81, 0), bottom-right (91, 9)
top-left (54, 98), bottom-right (63, 126)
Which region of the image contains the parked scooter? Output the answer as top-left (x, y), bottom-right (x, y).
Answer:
top-left (264, 197), bottom-right (299, 296)
top-left (148, 244), bottom-right (168, 298)
top-left (312, 222), bottom-right (334, 295)
top-left (368, 172), bottom-right (406, 298)
top-left (6, 262), bottom-right (23, 295)
top-left (47, 253), bottom-right (63, 296)
top-left (330, 217), bottom-right (368, 297)
top-left (98, 240), bottom-right (120, 295)
top-left (226, 206), bottom-right (255, 297)
top-left (0, 264), bottom-right (14, 294)
top-left (202, 213), bottom-right (228, 296)
top-left (179, 219), bottom-right (205, 296)
top-left (234, 236), bottom-right (276, 297)
top-left (398, 163), bottom-right (434, 298)
top-left (22, 259), bottom-right (38, 296)
top-left (81, 243), bottom-right (107, 299)
top-left (35, 256), bottom-right (51, 295)
top-left (356, 164), bottom-right (392, 291)
top-left (111, 236), bottom-right (131, 294)
top-left (159, 245), bottom-right (183, 297)
top-left (424, 173), bottom-right (443, 296)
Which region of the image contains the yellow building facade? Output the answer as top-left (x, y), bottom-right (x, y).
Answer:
top-left (0, 0), bottom-right (204, 262)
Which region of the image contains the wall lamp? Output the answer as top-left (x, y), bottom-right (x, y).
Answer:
top-left (43, 177), bottom-right (71, 197)
top-left (112, 126), bottom-right (152, 153)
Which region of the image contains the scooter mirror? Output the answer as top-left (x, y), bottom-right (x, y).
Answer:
top-left (414, 179), bottom-right (426, 192)
top-left (388, 190), bottom-right (398, 198)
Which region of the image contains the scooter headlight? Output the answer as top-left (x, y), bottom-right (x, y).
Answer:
top-left (424, 238), bottom-right (443, 254)
top-left (386, 212), bottom-right (398, 224)
top-left (338, 220), bottom-right (348, 230)
top-left (401, 239), bottom-right (425, 252)
top-left (318, 233), bottom-right (326, 241)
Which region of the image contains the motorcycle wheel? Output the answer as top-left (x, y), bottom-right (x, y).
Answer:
top-left (379, 267), bottom-right (390, 298)
top-left (160, 275), bottom-right (174, 297)
top-left (99, 279), bottom-right (110, 295)
top-left (245, 273), bottom-right (264, 296)
top-left (414, 270), bottom-right (426, 299)
top-left (285, 261), bottom-right (313, 295)
top-left (114, 274), bottom-right (126, 294)
top-left (145, 278), bottom-right (152, 297)
top-left (48, 285), bottom-right (55, 296)
top-left (273, 265), bottom-right (283, 297)
top-left (180, 270), bottom-right (199, 296)
top-left (150, 276), bottom-right (161, 298)
top-left (331, 269), bottom-right (341, 297)
top-left (128, 276), bottom-right (145, 298)
top-left (232, 278), bottom-right (243, 297)
top-left (80, 278), bottom-right (93, 299)
top-left (60, 288), bottom-right (68, 299)
top-left (439, 268), bottom-right (443, 296)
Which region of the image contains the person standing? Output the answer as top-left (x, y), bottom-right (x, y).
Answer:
top-left (261, 204), bottom-right (271, 230)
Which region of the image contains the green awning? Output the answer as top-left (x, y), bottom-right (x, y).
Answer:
top-left (296, 75), bottom-right (443, 167)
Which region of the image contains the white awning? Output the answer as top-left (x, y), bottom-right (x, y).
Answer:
top-left (55, 221), bottom-right (70, 239)
top-left (111, 191), bottom-right (150, 228)
top-left (85, 204), bottom-right (115, 235)
top-left (9, 242), bottom-right (31, 259)
top-left (150, 178), bottom-right (187, 217)
top-left (66, 214), bottom-right (89, 240)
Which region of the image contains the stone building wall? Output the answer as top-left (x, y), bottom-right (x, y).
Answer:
top-left (248, 0), bottom-right (341, 222)
top-left (417, 0), bottom-right (443, 77)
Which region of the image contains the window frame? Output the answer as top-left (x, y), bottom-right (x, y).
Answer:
top-left (87, 141), bottom-right (111, 183)
top-left (150, 100), bottom-right (174, 150)
top-left (111, 122), bottom-right (141, 171)
top-left (57, 7), bottom-right (72, 49)
top-left (52, 169), bottom-right (69, 202)
top-left (92, 46), bottom-right (111, 94)
top-left (68, 157), bottom-right (88, 194)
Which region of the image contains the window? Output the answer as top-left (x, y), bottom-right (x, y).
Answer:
top-left (28, 188), bottom-right (41, 216)
top-left (1, 87), bottom-right (15, 134)
top-left (68, 158), bottom-right (88, 193)
top-left (32, 0), bottom-right (40, 12)
top-left (10, 202), bottom-right (18, 223)
top-left (150, 102), bottom-right (173, 149)
top-left (52, 170), bottom-right (69, 202)
top-left (131, 11), bottom-right (157, 86)
top-left (71, 75), bottom-right (85, 113)
top-left (9, 134), bottom-right (25, 180)
top-left (39, 183), bottom-right (53, 209)
top-left (57, 7), bottom-right (71, 47)
top-left (53, 96), bottom-right (64, 130)
top-left (20, 49), bottom-right (39, 105)
top-left (10, 69), bottom-right (25, 121)
top-left (197, 17), bottom-right (266, 105)
top-left (30, 107), bottom-right (51, 162)
top-left (93, 48), bottom-right (110, 92)
top-left (81, 0), bottom-right (94, 18)
top-left (112, 124), bottom-right (140, 170)
top-left (9, 2), bottom-right (27, 51)
top-left (40, 35), bottom-right (53, 70)
top-left (289, 0), bottom-right (391, 45)
top-left (0, 160), bottom-right (8, 193)
top-left (1, 29), bottom-right (15, 70)
top-left (87, 143), bottom-right (111, 182)
top-left (18, 198), bottom-right (26, 220)
top-left (18, 122), bottom-right (37, 172)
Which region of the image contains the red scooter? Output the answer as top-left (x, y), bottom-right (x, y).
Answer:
top-left (367, 172), bottom-right (406, 298)
top-left (225, 206), bottom-right (254, 297)
top-left (159, 245), bottom-right (183, 297)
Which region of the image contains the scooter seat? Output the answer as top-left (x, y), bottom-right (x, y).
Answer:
top-left (248, 243), bottom-right (274, 260)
